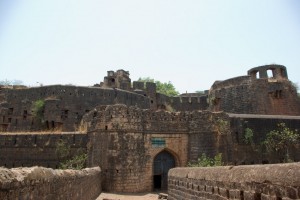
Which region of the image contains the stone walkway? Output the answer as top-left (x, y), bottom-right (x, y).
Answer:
top-left (96, 192), bottom-right (161, 200)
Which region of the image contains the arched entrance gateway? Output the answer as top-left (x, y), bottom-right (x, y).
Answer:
top-left (153, 150), bottom-right (176, 190)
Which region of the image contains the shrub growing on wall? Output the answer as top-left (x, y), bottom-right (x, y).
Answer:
top-left (31, 99), bottom-right (45, 127)
top-left (55, 139), bottom-right (87, 170)
top-left (188, 153), bottom-right (223, 167)
top-left (264, 123), bottom-right (299, 163)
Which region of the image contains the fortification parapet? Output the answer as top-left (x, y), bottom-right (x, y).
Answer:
top-left (0, 85), bottom-right (150, 132)
top-left (208, 65), bottom-right (300, 115)
top-left (211, 76), bottom-right (252, 90)
top-left (248, 64), bottom-right (288, 80)
top-left (0, 166), bottom-right (101, 200)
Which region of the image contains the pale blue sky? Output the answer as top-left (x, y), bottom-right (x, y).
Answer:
top-left (0, 0), bottom-right (299, 93)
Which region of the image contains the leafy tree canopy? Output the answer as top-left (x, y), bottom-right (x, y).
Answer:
top-left (264, 123), bottom-right (299, 162)
top-left (137, 77), bottom-right (179, 97)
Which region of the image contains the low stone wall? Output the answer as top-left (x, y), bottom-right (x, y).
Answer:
top-left (168, 163), bottom-right (300, 200)
top-left (0, 166), bottom-right (101, 200)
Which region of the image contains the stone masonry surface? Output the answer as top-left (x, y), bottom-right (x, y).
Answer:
top-left (0, 166), bottom-right (101, 200)
top-left (168, 162), bottom-right (300, 200)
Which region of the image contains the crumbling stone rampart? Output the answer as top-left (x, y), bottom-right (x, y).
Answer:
top-left (0, 132), bottom-right (87, 168)
top-left (0, 166), bottom-right (101, 200)
top-left (168, 163), bottom-right (300, 200)
top-left (209, 66), bottom-right (300, 115)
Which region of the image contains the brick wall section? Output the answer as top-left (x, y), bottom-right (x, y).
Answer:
top-left (0, 132), bottom-right (87, 168)
top-left (0, 166), bottom-right (101, 200)
top-left (168, 163), bottom-right (300, 200)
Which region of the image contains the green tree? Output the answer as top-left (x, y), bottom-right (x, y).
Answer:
top-left (137, 77), bottom-right (179, 96)
top-left (188, 153), bottom-right (223, 167)
top-left (264, 123), bottom-right (299, 162)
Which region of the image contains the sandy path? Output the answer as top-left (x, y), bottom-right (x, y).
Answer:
top-left (96, 192), bottom-right (161, 200)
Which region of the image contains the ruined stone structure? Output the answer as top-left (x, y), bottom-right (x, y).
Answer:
top-left (0, 64), bottom-right (299, 193)
top-left (0, 166), bottom-right (101, 200)
top-left (168, 163), bottom-right (300, 199)
top-left (209, 65), bottom-right (300, 115)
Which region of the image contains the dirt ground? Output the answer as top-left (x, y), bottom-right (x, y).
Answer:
top-left (96, 191), bottom-right (164, 200)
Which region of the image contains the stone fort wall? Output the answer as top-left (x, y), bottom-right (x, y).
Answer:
top-left (0, 84), bottom-right (210, 132)
top-left (0, 132), bottom-right (87, 168)
top-left (229, 114), bottom-right (300, 165)
top-left (84, 104), bottom-right (232, 192)
top-left (208, 65), bottom-right (300, 115)
top-left (0, 104), bottom-right (300, 193)
top-left (168, 163), bottom-right (300, 200)
top-left (0, 166), bottom-right (101, 200)
top-left (0, 85), bottom-right (150, 132)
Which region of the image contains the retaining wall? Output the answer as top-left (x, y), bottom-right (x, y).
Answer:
top-left (168, 163), bottom-right (300, 200)
top-left (0, 166), bottom-right (101, 200)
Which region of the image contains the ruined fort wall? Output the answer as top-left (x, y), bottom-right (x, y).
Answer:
top-left (168, 163), bottom-right (300, 200)
top-left (209, 76), bottom-right (300, 115)
top-left (0, 85), bottom-right (150, 132)
top-left (229, 114), bottom-right (300, 165)
top-left (0, 133), bottom-right (87, 168)
top-left (156, 93), bottom-right (208, 111)
top-left (84, 105), bottom-right (231, 192)
top-left (0, 166), bottom-right (101, 200)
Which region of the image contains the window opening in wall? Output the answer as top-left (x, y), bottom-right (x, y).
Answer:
top-left (61, 110), bottom-right (69, 120)
top-left (105, 125), bottom-right (108, 130)
top-left (8, 118), bottom-right (11, 123)
top-left (51, 121), bottom-right (55, 129)
top-left (15, 119), bottom-right (18, 125)
top-left (23, 110), bottom-right (27, 120)
top-left (151, 138), bottom-right (166, 147)
top-left (255, 71), bottom-right (259, 79)
top-left (275, 90), bottom-right (282, 98)
top-left (8, 108), bottom-right (13, 115)
top-left (111, 78), bottom-right (115, 83)
top-left (267, 69), bottom-right (274, 78)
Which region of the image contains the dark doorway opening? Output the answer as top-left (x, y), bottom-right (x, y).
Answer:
top-left (153, 175), bottom-right (161, 189)
top-left (153, 150), bottom-right (175, 190)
